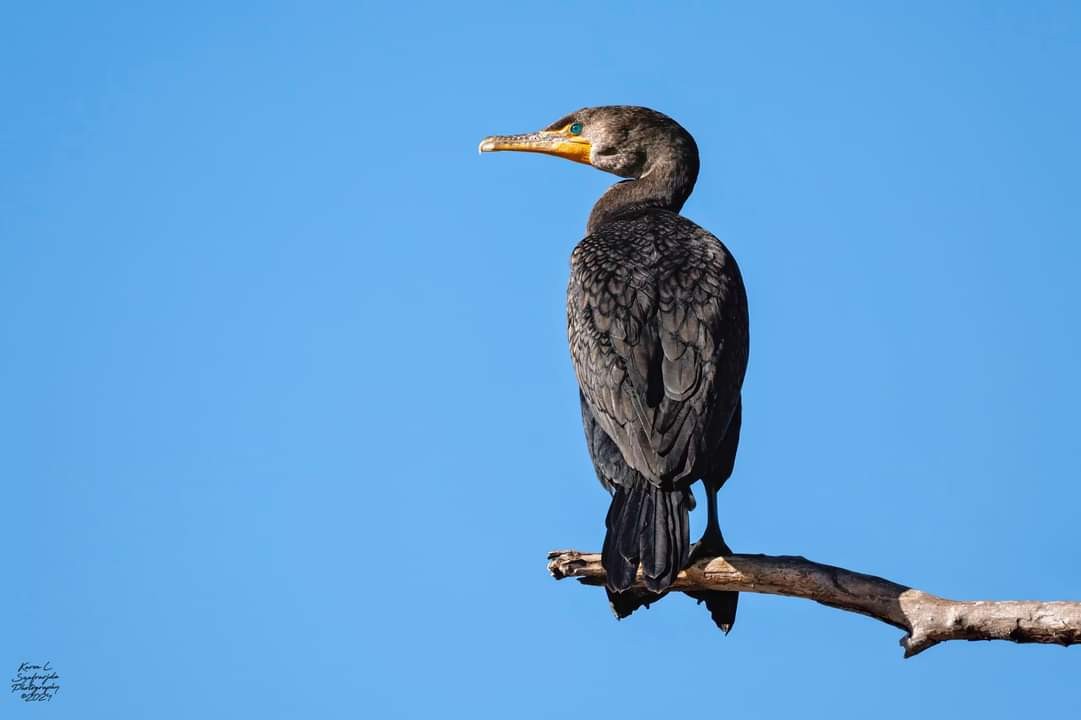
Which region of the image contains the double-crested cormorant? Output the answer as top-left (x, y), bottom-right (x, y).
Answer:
top-left (480, 106), bottom-right (748, 632)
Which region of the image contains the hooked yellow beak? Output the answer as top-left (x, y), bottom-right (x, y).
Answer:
top-left (478, 129), bottom-right (592, 166)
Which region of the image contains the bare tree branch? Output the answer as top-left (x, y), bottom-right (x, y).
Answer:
top-left (547, 550), bottom-right (1081, 657)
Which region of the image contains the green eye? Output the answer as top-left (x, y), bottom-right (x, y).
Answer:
top-left (569, 122), bottom-right (583, 135)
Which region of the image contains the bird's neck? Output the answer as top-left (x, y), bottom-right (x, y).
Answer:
top-left (586, 157), bottom-right (699, 234)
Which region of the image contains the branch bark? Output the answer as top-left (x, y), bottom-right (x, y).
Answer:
top-left (547, 550), bottom-right (1081, 658)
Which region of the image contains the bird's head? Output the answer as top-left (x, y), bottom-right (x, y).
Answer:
top-left (479, 105), bottom-right (698, 180)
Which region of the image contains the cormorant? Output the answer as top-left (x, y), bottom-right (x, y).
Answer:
top-left (480, 106), bottom-right (748, 632)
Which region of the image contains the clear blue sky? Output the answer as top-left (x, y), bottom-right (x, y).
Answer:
top-left (3, 2), bottom-right (1080, 717)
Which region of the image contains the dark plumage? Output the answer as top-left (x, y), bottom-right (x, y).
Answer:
top-left (481, 106), bottom-right (749, 632)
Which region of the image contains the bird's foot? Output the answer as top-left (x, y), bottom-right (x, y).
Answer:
top-left (688, 530), bottom-right (733, 565)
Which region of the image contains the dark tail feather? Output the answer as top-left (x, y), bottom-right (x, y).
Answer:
top-left (686, 590), bottom-right (739, 634)
top-left (606, 587), bottom-right (668, 619)
top-left (575, 576), bottom-right (667, 618)
top-left (602, 482), bottom-right (692, 596)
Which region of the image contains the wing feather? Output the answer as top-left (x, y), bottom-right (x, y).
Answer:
top-left (569, 211), bottom-right (748, 487)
